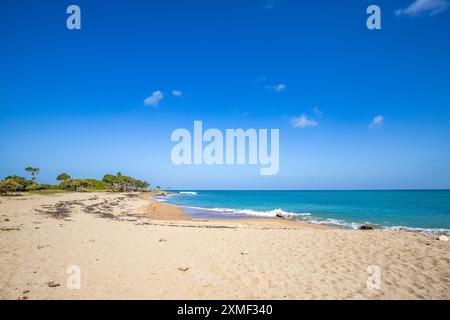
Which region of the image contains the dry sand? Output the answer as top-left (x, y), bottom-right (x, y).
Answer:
top-left (0, 192), bottom-right (449, 300)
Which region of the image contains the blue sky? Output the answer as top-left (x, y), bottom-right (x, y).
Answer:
top-left (1, 0), bottom-right (450, 189)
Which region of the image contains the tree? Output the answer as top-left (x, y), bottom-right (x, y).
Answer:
top-left (118, 175), bottom-right (134, 191)
top-left (133, 179), bottom-right (149, 191)
top-left (4, 175), bottom-right (34, 191)
top-left (25, 167), bottom-right (40, 182)
top-left (102, 174), bottom-right (117, 191)
top-left (58, 179), bottom-right (72, 191)
top-left (58, 179), bottom-right (92, 192)
top-left (111, 173), bottom-right (132, 192)
top-left (56, 173), bottom-right (71, 181)
top-left (141, 181), bottom-right (150, 191)
top-left (71, 179), bottom-right (92, 192)
top-left (102, 173), bottom-right (149, 192)
top-left (5, 175), bottom-right (26, 184)
top-left (0, 180), bottom-right (21, 195)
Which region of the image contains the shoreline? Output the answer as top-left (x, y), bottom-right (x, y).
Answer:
top-left (150, 193), bottom-right (450, 235)
top-left (1, 191), bottom-right (449, 299)
top-left (145, 193), bottom-right (332, 230)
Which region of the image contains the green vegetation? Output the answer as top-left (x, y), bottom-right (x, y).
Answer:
top-left (84, 179), bottom-right (108, 190)
top-left (0, 169), bottom-right (151, 195)
top-left (56, 173), bottom-right (71, 181)
top-left (25, 183), bottom-right (53, 191)
top-left (4, 175), bottom-right (34, 190)
top-left (58, 179), bottom-right (93, 192)
top-left (25, 167), bottom-right (40, 182)
top-left (0, 179), bottom-right (22, 195)
top-left (102, 172), bottom-right (150, 192)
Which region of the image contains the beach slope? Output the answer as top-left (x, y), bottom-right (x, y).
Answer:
top-left (0, 192), bottom-right (449, 299)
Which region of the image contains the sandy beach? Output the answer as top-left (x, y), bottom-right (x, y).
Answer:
top-left (0, 192), bottom-right (449, 300)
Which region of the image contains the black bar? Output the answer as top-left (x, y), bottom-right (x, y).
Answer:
top-left (1, 300), bottom-right (449, 318)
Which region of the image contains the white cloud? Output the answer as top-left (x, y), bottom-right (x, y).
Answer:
top-left (275, 84), bottom-right (286, 92)
top-left (257, 77), bottom-right (285, 93)
top-left (265, 83), bottom-right (286, 93)
top-left (369, 115), bottom-right (384, 129)
top-left (172, 90), bottom-right (183, 97)
top-left (313, 107), bottom-right (323, 117)
top-left (291, 114), bottom-right (319, 128)
top-left (395, 0), bottom-right (449, 16)
top-left (144, 90), bottom-right (164, 107)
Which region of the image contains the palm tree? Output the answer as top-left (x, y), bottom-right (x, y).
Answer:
top-left (25, 167), bottom-right (40, 182)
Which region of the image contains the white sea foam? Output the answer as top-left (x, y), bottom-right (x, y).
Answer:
top-left (183, 206), bottom-right (310, 219)
top-left (307, 220), bottom-right (450, 234)
top-left (306, 218), bottom-right (361, 230)
top-left (167, 198), bottom-right (450, 235)
top-left (306, 219), bottom-right (450, 234)
top-left (387, 225), bottom-right (450, 235)
top-left (179, 191), bottom-right (198, 195)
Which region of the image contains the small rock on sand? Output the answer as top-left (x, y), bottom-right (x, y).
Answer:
top-left (437, 235), bottom-right (448, 241)
top-left (5, 218), bottom-right (10, 222)
top-left (47, 281), bottom-right (60, 288)
top-left (23, 290), bottom-right (30, 294)
top-left (178, 267), bottom-right (190, 272)
top-left (0, 227), bottom-right (20, 232)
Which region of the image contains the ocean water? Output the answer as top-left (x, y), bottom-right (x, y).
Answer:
top-left (158, 190), bottom-right (450, 233)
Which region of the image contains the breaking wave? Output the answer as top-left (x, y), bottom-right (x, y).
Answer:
top-left (180, 205), bottom-right (450, 235)
top-left (183, 206), bottom-right (310, 219)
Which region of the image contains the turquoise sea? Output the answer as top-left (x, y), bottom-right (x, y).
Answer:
top-left (157, 190), bottom-right (450, 233)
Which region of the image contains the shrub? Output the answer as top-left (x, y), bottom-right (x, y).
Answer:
top-left (0, 180), bottom-right (22, 195)
top-left (58, 179), bottom-right (93, 192)
top-left (4, 175), bottom-right (34, 191)
top-left (26, 183), bottom-right (54, 191)
top-left (84, 179), bottom-right (108, 190)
